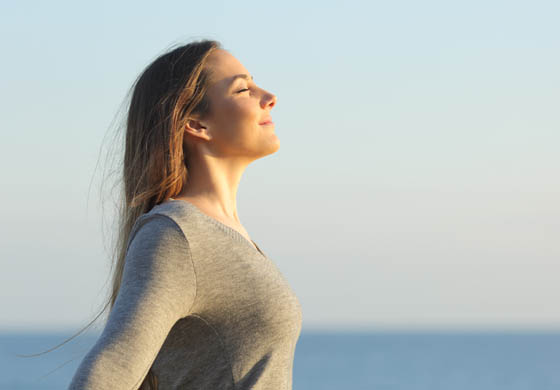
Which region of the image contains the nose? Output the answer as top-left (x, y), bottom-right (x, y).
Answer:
top-left (269, 93), bottom-right (277, 108)
top-left (262, 91), bottom-right (277, 109)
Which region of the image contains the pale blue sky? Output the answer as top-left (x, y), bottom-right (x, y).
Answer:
top-left (1, 0), bottom-right (558, 332)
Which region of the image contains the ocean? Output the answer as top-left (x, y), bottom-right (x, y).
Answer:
top-left (1, 330), bottom-right (559, 389)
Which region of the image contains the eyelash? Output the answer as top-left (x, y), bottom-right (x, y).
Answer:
top-left (237, 88), bottom-right (250, 93)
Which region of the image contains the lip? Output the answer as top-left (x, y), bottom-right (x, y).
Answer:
top-left (259, 117), bottom-right (273, 125)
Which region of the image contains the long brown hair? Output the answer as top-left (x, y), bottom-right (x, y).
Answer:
top-left (19, 38), bottom-right (222, 390)
top-left (110, 37), bottom-right (221, 389)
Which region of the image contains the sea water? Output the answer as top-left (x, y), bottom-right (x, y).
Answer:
top-left (1, 330), bottom-right (559, 389)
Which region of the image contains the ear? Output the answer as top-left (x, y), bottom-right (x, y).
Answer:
top-left (184, 118), bottom-right (212, 141)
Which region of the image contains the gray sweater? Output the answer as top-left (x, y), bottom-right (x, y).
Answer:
top-left (68, 198), bottom-right (303, 389)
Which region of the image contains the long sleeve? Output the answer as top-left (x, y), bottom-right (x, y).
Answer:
top-left (68, 214), bottom-right (197, 390)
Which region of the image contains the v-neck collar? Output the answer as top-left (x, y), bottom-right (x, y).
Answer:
top-left (167, 198), bottom-right (267, 259)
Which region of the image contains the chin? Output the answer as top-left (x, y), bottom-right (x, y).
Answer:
top-left (268, 135), bottom-right (280, 153)
top-left (255, 138), bottom-right (280, 159)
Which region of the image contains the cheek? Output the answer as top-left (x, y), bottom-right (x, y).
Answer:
top-left (228, 99), bottom-right (258, 123)
top-left (214, 99), bottom-right (259, 141)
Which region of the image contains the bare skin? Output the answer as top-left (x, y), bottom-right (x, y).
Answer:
top-left (174, 49), bottom-right (278, 248)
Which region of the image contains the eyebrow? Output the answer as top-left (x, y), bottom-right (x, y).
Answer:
top-left (230, 74), bottom-right (253, 84)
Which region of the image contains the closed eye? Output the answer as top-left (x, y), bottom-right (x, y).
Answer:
top-left (236, 88), bottom-right (250, 93)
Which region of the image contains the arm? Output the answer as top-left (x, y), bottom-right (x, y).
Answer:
top-left (68, 214), bottom-right (197, 389)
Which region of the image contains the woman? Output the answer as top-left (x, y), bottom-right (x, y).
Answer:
top-left (68, 39), bottom-right (303, 389)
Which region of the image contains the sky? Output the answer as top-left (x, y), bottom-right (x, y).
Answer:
top-left (1, 0), bottom-right (558, 333)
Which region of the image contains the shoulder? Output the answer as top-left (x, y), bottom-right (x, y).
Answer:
top-left (123, 212), bottom-right (196, 309)
top-left (127, 201), bottom-right (194, 251)
top-left (128, 213), bottom-right (181, 246)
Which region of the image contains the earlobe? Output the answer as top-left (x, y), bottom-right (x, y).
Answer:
top-left (184, 119), bottom-right (211, 141)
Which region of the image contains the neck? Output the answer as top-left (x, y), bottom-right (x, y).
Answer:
top-left (177, 155), bottom-right (249, 223)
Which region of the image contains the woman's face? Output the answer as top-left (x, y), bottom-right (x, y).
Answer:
top-left (187, 49), bottom-right (279, 160)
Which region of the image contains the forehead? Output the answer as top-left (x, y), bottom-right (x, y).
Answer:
top-left (206, 49), bottom-right (251, 90)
